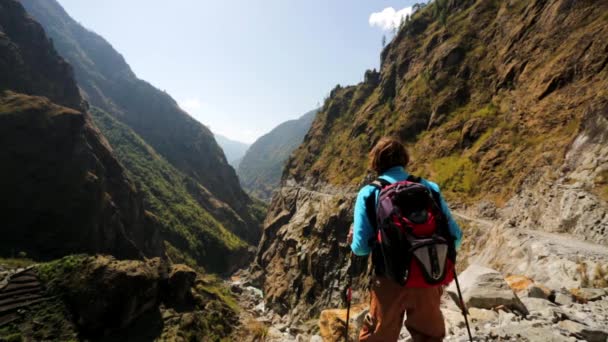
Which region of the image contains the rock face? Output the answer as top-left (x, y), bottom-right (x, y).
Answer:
top-left (253, 0), bottom-right (608, 330)
top-left (19, 0), bottom-right (263, 249)
top-left (0, 256), bottom-right (239, 340)
top-left (501, 106), bottom-right (608, 245)
top-left (251, 185), bottom-right (366, 322)
top-left (0, 0), bottom-right (79, 110)
top-left (238, 109), bottom-right (318, 201)
top-left (54, 256), bottom-right (168, 335)
top-left (0, 0), bottom-right (162, 260)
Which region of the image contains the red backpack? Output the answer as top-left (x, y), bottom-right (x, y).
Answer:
top-left (366, 176), bottom-right (456, 287)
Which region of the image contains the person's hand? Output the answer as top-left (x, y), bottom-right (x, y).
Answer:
top-left (347, 225), bottom-right (354, 245)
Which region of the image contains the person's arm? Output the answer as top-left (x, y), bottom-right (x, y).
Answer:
top-left (423, 180), bottom-right (463, 249)
top-left (350, 186), bottom-right (375, 256)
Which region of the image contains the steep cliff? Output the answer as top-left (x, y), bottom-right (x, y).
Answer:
top-left (91, 107), bottom-right (255, 273)
top-left (19, 0), bottom-right (262, 247)
top-left (0, 0), bottom-right (162, 260)
top-left (238, 109), bottom-right (317, 201)
top-left (253, 0), bottom-right (608, 324)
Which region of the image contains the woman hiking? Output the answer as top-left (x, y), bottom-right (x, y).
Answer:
top-left (349, 137), bottom-right (463, 342)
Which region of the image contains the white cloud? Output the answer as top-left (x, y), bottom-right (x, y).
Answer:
top-left (178, 98), bottom-right (203, 112)
top-left (369, 6), bottom-right (414, 31)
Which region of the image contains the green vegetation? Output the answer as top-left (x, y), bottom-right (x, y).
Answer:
top-left (91, 107), bottom-right (247, 272)
top-left (238, 109), bottom-right (317, 201)
top-left (196, 275), bottom-right (240, 313)
top-left (431, 156), bottom-right (477, 194)
top-left (0, 297), bottom-right (78, 341)
top-left (36, 255), bottom-right (89, 291)
top-left (0, 257), bottom-right (35, 269)
top-left (282, 0), bottom-right (599, 210)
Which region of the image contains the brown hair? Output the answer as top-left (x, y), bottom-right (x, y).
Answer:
top-left (369, 137), bottom-right (409, 174)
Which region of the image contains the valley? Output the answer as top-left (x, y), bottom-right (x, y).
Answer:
top-left (1, 0), bottom-right (607, 341)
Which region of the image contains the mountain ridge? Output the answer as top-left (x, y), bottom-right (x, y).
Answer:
top-left (19, 0), bottom-right (262, 247)
top-left (214, 133), bottom-right (250, 168)
top-left (19, 0), bottom-right (264, 268)
top-left (238, 109), bottom-right (317, 201)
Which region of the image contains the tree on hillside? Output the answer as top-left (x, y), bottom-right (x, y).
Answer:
top-left (413, 2), bottom-right (428, 13)
top-left (433, 0), bottom-right (449, 26)
top-left (382, 34), bottom-right (387, 48)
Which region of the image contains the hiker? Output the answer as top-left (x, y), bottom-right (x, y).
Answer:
top-left (348, 137), bottom-right (463, 342)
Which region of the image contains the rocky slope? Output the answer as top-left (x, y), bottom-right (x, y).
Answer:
top-left (251, 0), bottom-right (608, 331)
top-left (0, 0), bottom-right (162, 261)
top-left (238, 109), bottom-right (317, 201)
top-left (19, 0), bottom-right (263, 248)
top-left (0, 256), bottom-right (239, 341)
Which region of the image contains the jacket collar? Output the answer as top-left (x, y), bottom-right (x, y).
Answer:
top-left (378, 166), bottom-right (409, 183)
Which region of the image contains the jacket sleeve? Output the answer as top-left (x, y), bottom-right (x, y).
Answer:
top-left (350, 186), bottom-right (376, 256)
top-left (424, 181), bottom-right (463, 250)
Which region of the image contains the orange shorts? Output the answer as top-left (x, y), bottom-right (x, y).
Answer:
top-left (359, 276), bottom-right (445, 342)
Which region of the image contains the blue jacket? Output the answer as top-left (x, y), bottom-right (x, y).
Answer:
top-left (350, 166), bottom-right (463, 256)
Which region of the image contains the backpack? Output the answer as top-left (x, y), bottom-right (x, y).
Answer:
top-left (365, 175), bottom-right (456, 287)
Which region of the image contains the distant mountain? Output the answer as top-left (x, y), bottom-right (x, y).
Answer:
top-left (19, 0), bottom-right (263, 269)
top-left (238, 109), bottom-right (317, 201)
top-left (214, 133), bottom-right (250, 168)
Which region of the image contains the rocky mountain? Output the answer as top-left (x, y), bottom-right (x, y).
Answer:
top-left (0, 0), bottom-right (162, 261)
top-left (18, 0), bottom-right (264, 268)
top-left (249, 0), bottom-right (608, 332)
top-left (90, 107), bottom-right (258, 273)
top-left (238, 109), bottom-right (317, 201)
top-left (0, 2), bottom-right (246, 339)
top-left (215, 133), bottom-right (250, 168)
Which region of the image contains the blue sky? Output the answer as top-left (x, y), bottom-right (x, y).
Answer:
top-left (57, 0), bottom-right (419, 143)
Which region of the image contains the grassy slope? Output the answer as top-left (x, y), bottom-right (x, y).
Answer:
top-left (91, 107), bottom-right (246, 271)
top-left (285, 0), bottom-right (608, 205)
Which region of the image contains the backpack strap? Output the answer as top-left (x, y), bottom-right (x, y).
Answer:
top-left (365, 178), bottom-right (391, 232)
top-left (407, 174), bottom-right (422, 183)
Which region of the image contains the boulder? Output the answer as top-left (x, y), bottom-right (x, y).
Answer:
top-left (528, 284), bottom-right (555, 301)
top-left (447, 265), bottom-right (528, 315)
top-left (554, 290), bottom-right (575, 305)
top-left (570, 288), bottom-right (607, 303)
top-left (165, 264), bottom-right (196, 306)
top-left (558, 320), bottom-right (608, 342)
top-left (54, 256), bottom-right (169, 335)
top-left (520, 297), bottom-right (567, 322)
top-left (505, 275), bottom-right (534, 293)
top-left (319, 305), bottom-right (367, 342)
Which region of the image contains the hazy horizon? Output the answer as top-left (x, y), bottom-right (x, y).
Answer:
top-left (57, 0), bottom-right (421, 143)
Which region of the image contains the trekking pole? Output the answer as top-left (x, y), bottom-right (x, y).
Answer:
top-left (453, 269), bottom-right (473, 342)
top-left (344, 253), bottom-right (354, 342)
